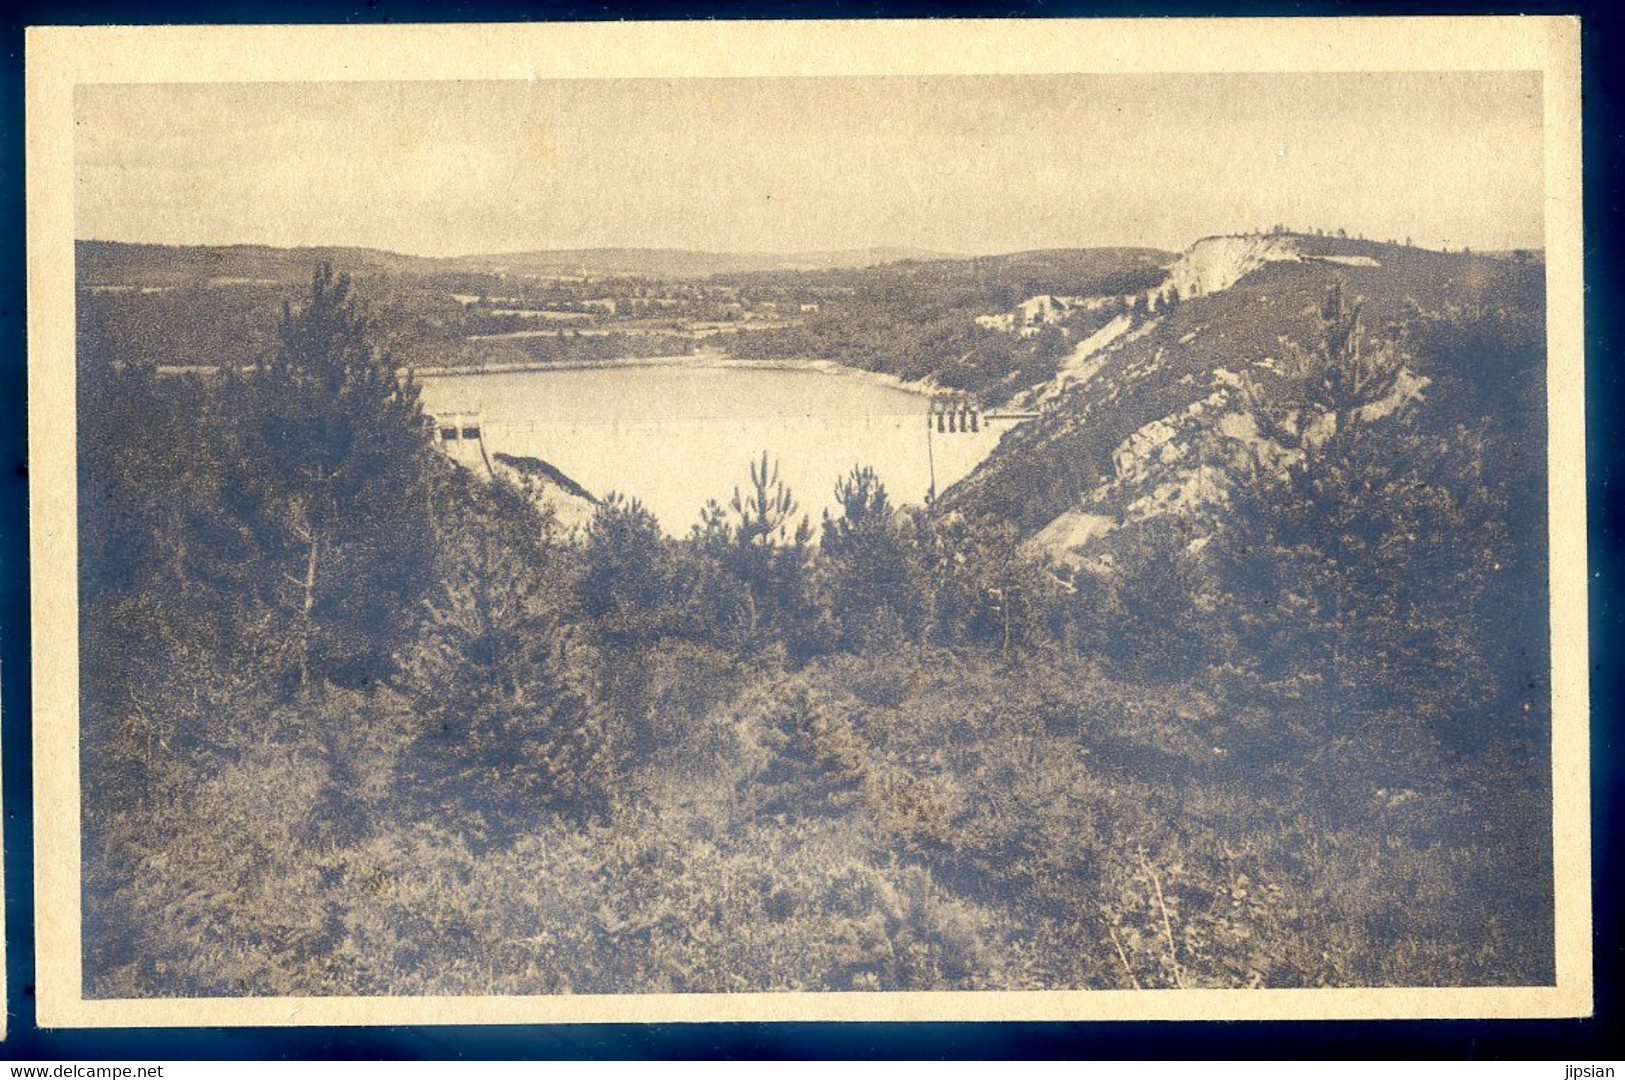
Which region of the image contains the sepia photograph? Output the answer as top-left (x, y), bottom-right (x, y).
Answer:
top-left (25, 17), bottom-right (1588, 1026)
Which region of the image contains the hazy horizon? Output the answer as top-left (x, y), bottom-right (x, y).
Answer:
top-left (76, 72), bottom-right (1545, 258)
top-left (73, 235), bottom-right (985, 259)
top-left (72, 231), bottom-right (1543, 263)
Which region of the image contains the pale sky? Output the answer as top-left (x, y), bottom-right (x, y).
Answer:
top-left (76, 72), bottom-right (1545, 257)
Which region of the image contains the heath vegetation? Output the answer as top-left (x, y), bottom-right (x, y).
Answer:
top-left (79, 237), bottom-right (1552, 996)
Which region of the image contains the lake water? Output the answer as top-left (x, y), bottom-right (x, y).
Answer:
top-left (417, 362), bottom-right (1013, 535)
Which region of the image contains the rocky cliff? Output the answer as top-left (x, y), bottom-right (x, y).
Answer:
top-left (940, 234), bottom-right (1543, 565)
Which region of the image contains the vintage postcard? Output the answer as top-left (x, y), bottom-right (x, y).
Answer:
top-left (27, 17), bottom-right (1587, 1026)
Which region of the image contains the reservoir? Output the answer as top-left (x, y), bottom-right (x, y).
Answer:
top-left (417, 361), bottom-right (1020, 535)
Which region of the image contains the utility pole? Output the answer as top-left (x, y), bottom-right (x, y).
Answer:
top-left (926, 401), bottom-right (938, 506)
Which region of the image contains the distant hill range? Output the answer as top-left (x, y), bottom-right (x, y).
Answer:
top-left (462, 246), bottom-right (959, 277)
top-left (75, 239), bottom-right (958, 285)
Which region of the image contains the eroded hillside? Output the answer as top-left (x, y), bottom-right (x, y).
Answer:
top-left (941, 235), bottom-right (1546, 554)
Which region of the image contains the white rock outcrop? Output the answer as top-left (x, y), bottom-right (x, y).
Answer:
top-left (1152, 234), bottom-right (1303, 304)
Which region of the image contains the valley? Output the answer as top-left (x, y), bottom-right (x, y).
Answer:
top-left (75, 228), bottom-right (1554, 998)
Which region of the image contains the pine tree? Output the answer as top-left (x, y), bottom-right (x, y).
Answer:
top-left (230, 262), bottom-right (437, 688)
top-left (398, 480), bottom-right (610, 827)
top-left (580, 493), bottom-right (671, 645)
top-left (723, 452), bottom-right (814, 637)
top-left (731, 451), bottom-right (809, 550)
top-left (1220, 282), bottom-right (1416, 694)
top-left (822, 466), bottom-right (926, 649)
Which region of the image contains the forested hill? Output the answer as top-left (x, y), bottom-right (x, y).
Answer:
top-left (936, 231), bottom-right (1549, 747)
top-left (75, 239), bottom-right (1169, 379)
top-left (940, 234), bottom-right (1546, 542)
top-left (76, 238), bottom-right (954, 283)
top-left (723, 247), bottom-right (1172, 401)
